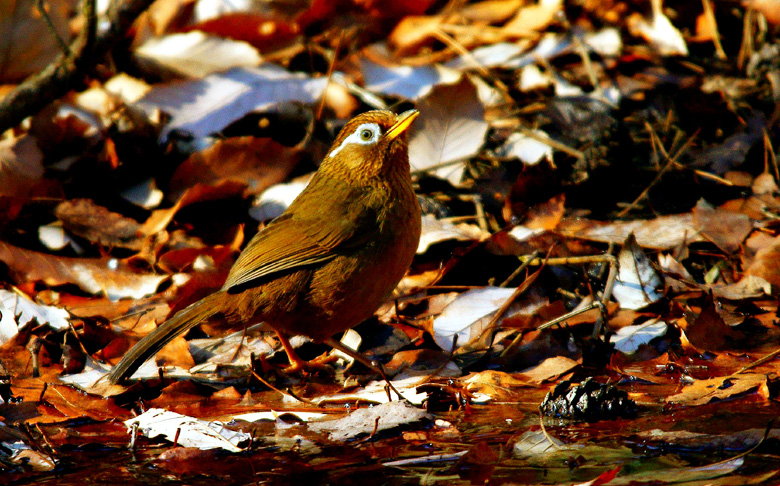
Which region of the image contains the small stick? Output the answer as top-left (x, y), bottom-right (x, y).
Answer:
top-left (324, 337), bottom-right (410, 404)
top-left (500, 251), bottom-right (541, 288)
top-left (701, 0), bottom-right (727, 60)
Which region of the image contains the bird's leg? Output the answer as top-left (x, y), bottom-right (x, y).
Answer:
top-left (275, 331), bottom-right (336, 374)
top-left (323, 337), bottom-right (411, 404)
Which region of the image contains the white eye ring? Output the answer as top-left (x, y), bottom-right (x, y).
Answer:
top-left (329, 122), bottom-right (381, 158)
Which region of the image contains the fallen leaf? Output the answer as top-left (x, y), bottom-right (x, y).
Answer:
top-left (136, 64), bottom-right (329, 139)
top-left (361, 57), bottom-right (461, 99)
top-left (497, 130), bottom-right (554, 165)
top-left (0, 0), bottom-right (74, 82)
top-left (170, 137), bottom-right (301, 199)
top-left (557, 213), bottom-right (705, 249)
top-left (125, 408), bottom-right (250, 451)
top-left (612, 234), bottom-right (665, 310)
top-left (432, 287), bottom-right (517, 351)
top-left (0, 134), bottom-right (44, 198)
top-left (692, 199), bottom-right (752, 254)
top-left (0, 289), bottom-right (69, 344)
top-left (54, 198), bottom-right (144, 250)
top-left (630, 0), bottom-right (688, 56)
top-left (408, 78), bottom-right (488, 185)
top-left (518, 356), bottom-right (579, 383)
top-left (610, 319), bottom-right (667, 354)
top-left (134, 31), bottom-right (262, 78)
top-left (308, 400), bottom-right (431, 441)
top-left (666, 373), bottom-right (767, 406)
top-left (681, 294), bottom-right (743, 351)
top-left (417, 214), bottom-right (485, 254)
top-left (0, 241), bottom-right (169, 300)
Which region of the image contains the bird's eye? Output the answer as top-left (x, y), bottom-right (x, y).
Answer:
top-left (359, 129), bottom-right (374, 141)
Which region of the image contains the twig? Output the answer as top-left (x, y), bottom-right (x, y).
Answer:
top-left (727, 347), bottom-right (780, 378)
top-left (516, 126), bottom-right (585, 160)
top-left (0, 0), bottom-right (155, 133)
top-left (430, 27), bottom-right (511, 100)
top-left (701, 0), bottom-right (727, 60)
top-left (36, 0), bottom-right (71, 56)
top-left (500, 250), bottom-right (541, 288)
top-left (616, 129), bottom-right (699, 218)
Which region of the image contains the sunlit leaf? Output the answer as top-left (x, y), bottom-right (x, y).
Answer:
top-left (125, 408), bottom-right (250, 452)
top-left (136, 65), bottom-right (329, 138)
top-left (612, 234), bottom-right (665, 310)
top-left (0, 289), bottom-right (69, 344)
top-left (610, 319), bottom-right (667, 354)
top-left (408, 78), bottom-right (488, 185)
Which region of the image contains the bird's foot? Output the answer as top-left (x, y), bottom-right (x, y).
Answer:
top-left (280, 352), bottom-right (338, 375)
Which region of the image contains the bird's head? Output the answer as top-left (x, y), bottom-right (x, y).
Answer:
top-left (321, 110), bottom-right (419, 180)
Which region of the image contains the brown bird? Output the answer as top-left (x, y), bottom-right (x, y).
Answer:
top-left (108, 110), bottom-right (421, 384)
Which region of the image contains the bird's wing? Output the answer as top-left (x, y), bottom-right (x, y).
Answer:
top-left (222, 191), bottom-right (376, 291)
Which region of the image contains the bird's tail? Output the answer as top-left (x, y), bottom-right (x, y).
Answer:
top-left (107, 292), bottom-right (224, 384)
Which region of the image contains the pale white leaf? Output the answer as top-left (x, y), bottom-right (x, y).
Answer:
top-left (508, 225), bottom-right (545, 242)
top-left (313, 376), bottom-right (430, 405)
top-left (249, 179), bottom-right (309, 221)
top-left (432, 287), bottom-right (517, 351)
top-left (103, 73), bottom-right (151, 104)
top-left (497, 130), bottom-right (554, 165)
top-left (613, 234), bottom-right (665, 310)
top-left (120, 178), bottom-right (164, 209)
top-left (361, 59), bottom-right (461, 99)
top-left (38, 223), bottom-right (72, 251)
top-left (136, 65), bottom-right (329, 139)
top-left (418, 214), bottom-right (485, 254)
top-left (635, 3), bottom-right (688, 56)
top-left (329, 328), bottom-right (361, 366)
top-left (513, 430), bottom-right (568, 457)
top-left (194, 0), bottom-right (254, 22)
top-left (308, 400), bottom-right (431, 441)
top-left (134, 31), bottom-right (262, 78)
top-left (125, 408), bottom-right (250, 452)
top-left (232, 410), bottom-right (328, 423)
top-left (583, 27), bottom-right (622, 57)
top-left (610, 319), bottom-right (668, 354)
top-left (518, 64), bottom-right (553, 92)
top-left (0, 289), bottom-right (69, 344)
top-left (408, 78), bottom-right (488, 185)
top-left (445, 42), bottom-right (525, 70)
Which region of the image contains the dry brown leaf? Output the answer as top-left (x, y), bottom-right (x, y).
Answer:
top-left (54, 199), bottom-right (143, 250)
top-left (170, 137), bottom-right (300, 199)
top-left (745, 237), bottom-right (780, 288)
top-left (388, 15), bottom-right (443, 54)
top-left (460, 0), bottom-right (524, 23)
top-left (692, 200), bottom-right (752, 254)
top-left (0, 134), bottom-right (44, 198)
top-left (503, 0), bottom-right (562, 36)
top-left (0, 241), bottom-right (168, 300)
top-left (666, 373), bottom-right (768, 406)
top-left (156, 335), bottom-right (196, 370)
top-left (557, 213), bottom-right (706, 250)
top-left (680, 294), bottom-right (743, 351)
top-left (518, 356), bottom-right (579, 383)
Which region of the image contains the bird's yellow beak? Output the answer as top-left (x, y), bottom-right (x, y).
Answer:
top-left (384, 110), bottom-right (419, 141)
